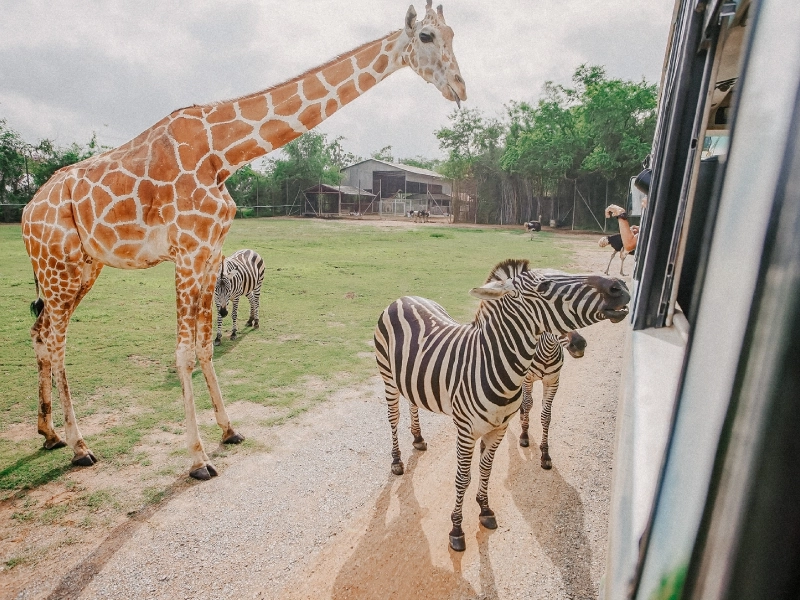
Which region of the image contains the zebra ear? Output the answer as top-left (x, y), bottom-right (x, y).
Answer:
top-left (469, 278), bottom-right (514, 300)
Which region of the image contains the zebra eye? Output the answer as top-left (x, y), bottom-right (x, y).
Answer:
top-left (419, 32), bottom-right (434, 43)
top-left (536, 282), bottom-right (550, 293)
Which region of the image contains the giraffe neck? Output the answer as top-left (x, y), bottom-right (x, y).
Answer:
top-left (182, 30), bottom-right (408, 180)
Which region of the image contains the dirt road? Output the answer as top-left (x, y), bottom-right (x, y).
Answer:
top-left (6, 232), bottom-right (626, 600)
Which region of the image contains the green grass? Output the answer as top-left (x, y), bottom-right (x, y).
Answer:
top-left (0, 218), bottom-right (572, 493)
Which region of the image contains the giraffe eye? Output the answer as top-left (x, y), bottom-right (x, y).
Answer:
top-left (419, 32), bottom-right (434, 43)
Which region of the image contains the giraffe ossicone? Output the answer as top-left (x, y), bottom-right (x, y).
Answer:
top-left (21, 3), bottom-right (466, 480)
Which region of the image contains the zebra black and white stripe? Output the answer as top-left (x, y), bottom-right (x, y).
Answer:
top-left (374, 259), bottom-right (629, 551)
top-left (519, 330), bottom-right (586, 469)
top-left (214, 249), bottom-right (265, 345)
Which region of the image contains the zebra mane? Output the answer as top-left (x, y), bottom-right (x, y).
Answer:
top-left (485, 258), bottom-right (530, 283)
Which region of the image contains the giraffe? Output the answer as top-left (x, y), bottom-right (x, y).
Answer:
top-left (21, 1), bottom-right (466, 480)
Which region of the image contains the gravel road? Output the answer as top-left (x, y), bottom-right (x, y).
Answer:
top-left (9, 232), bottom-right (626, 600)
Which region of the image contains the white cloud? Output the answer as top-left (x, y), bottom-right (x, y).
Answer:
top-left (0, 0), bottom-right (673, 161)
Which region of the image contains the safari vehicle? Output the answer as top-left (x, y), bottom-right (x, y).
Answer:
top-left (602, 0), bottom-right (800, 598)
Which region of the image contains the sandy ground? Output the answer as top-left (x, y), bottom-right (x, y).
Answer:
top-left (2, 229), bottom-right (628, 600)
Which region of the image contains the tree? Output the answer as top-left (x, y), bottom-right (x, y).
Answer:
top-left (371, 145), bottom-right (394, 163)
top-left (0, 119), bottom-right (29, 204)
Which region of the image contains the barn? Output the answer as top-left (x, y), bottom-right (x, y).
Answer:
top-left (339, 159), bottom-right (452, 217)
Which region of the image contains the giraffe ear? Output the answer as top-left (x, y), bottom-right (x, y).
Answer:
top-left (405, 5), bottom-right (417, 34)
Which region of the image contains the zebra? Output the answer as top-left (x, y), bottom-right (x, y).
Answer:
top-left (482, 259), bottom-right (588, 468)
top-left (374, 258), bottom-right (629, 551)
top-left (214, 249), bottom-right (265, 346)
top-left (519, 330), bottom-right (587, 469)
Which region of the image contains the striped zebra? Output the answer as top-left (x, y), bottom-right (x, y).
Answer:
top-left (374, 259), bottom-right (629, 551)
top-left (214, 249), bottom-right (265, 346)
top-left (520, 330), bottom-right (586, 469)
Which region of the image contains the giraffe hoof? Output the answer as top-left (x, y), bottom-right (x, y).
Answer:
top-left (391, 461), bottom-right (404, 475)
top-left (223, 431), bottom-right (245, 444)
top-left (519, 435), bottom-right (529, 448)
top-left (449, 533), bottom-right (466, 552)
top-left (72, 452), bottom-right (97, 467)
top-left (412, 437), bottom-right (427, 451)
top-left (43, 439), bottom-right (67, 451)
top-left (190, 464), bottom-right (218, 480)
top-left (479, 512), bottom-right (498, 530)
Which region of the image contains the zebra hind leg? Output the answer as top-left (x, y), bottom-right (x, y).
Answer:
top-left (449, 433), bottom-right (476, 552)
top-left (230, 297), bottom-right (240, 340)
top-left (409, 404), bottom-right (427, 450)
top-left (540, 376), bottom-right (559, 470)
top-left (384, 383), bottom-right (405, 475)
top-left (245, 291), bottom-right (259, 328)
top-left (519, 377), bottom-right (533, 447)
top-left (475, 425), bottom-right (509, 531)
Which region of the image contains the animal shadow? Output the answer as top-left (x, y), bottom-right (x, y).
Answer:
top-left (330, 451), bottom-right (481, 600)
top-left (506, 441), bottom-right (595, 599)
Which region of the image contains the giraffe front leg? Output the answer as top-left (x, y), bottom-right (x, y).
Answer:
top-left (230, 297), bottom-right (240, 340)
top-left (519, 376), bottom-right (533, 448)
top-left (450, 431), bottom-right (476, 552)
top-left (476, 424), bottom-right (509, 530)
top-left (409, 404), bottom-right (427, 451)
top-left (197, 265), bottom-right (244, 447)
top-left (175, 265), bottom-right (219, 480)
top-left (540, 375), bottom-right (560, 470)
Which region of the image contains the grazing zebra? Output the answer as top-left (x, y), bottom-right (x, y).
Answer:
top-left (374, 259), bottom-right (629, 551)
top-left (519, 330), bottom-right (586, 469)
top-left (214, 249), bottom-right (265, 346)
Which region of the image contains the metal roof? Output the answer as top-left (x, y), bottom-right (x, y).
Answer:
top-left (341, 158), bottom-right (446, 179)
top-left (303, 184), bottom-right (376, 196)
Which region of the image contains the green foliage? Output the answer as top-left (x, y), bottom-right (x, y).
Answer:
top-left (0, 218), bottom-right (572, 495)
top-left (371, 145), bottom-right (394, 162)
top-left (437, 65), bottom-right (657, 226)
top-left (225, 131), bottom-right (360, 210)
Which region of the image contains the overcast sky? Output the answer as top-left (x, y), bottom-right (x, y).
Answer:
top-left (0, 0), bottom-right (674, 164)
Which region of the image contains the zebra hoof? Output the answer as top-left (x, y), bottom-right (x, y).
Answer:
top-left (479, 512), bottom-right (498, 530)
top-left (214, 338), bottom-right (221, 347)
top-left (541, 457), bottom-right (553, 470)
top-left (253, 322), bottom-right (260, 329)
top-left (519, 434), bottom-right (529, 448)
top-left (412, 437), bottom-right (427, 451)
top-left (391, 461), bottom-right (404, 475)
top-left (223, 431), bottom-right (245, 444)
top-left (71, 452), bottom-right (97, 467)
top-left (230, 333), bottom-right (238, 341)
top-left (449, 533), bottom-right (466, 552)
top-left (190, 464), bottom-right (218, 480)
top-left (43, 438), bottom-right (67, 451)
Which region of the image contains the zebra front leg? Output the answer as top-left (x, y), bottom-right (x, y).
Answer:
top-left (230, 297), bottom-right (240, 340)
top-left (385, 384), bottom-right (405, 475)
top-left (449, 431), bottom-right (476, 552)
top-left (519, 375), bottom-right (534, 447)
top-left (476, 424), bottom-right (509, 530)
top-left (409, 404), bottom-right (427, 450)
top-left (214, 304), bottom-right (224, 346)
top-left (540, 374), bottom-right (560, 469)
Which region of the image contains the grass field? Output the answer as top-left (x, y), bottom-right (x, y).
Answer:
top-left (0, 217), bottom-right (572, 497)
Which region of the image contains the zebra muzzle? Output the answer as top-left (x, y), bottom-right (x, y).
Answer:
top-left (219, 306), bottom-right (228, 317)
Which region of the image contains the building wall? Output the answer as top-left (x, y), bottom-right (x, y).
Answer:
top-left (340, 160), bottom-right (451, 196)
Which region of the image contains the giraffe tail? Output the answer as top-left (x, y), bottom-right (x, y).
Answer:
top-left (30, 278), bottom-right (44, 318)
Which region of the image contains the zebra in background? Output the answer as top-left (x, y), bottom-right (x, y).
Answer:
top-left (374, 259), bottom-right (629, 551)
top-left (214, 249), bottom-right (265, 346)
top-left (520, 330), bottom-right (586, 469)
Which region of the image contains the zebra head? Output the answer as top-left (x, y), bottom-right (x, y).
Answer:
top-left (214, 257), bottom-right (232, 318)
top-left (564, 330), bottom-right (587, 358)
top-left (470, 259), bottom-right (630, 336)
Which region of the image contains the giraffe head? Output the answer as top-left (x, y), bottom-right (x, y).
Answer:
top-left (403, 0), bottom-right (467, 106)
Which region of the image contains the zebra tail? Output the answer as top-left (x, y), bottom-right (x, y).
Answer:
top-left (30, 278), bottom-right (44, 318)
